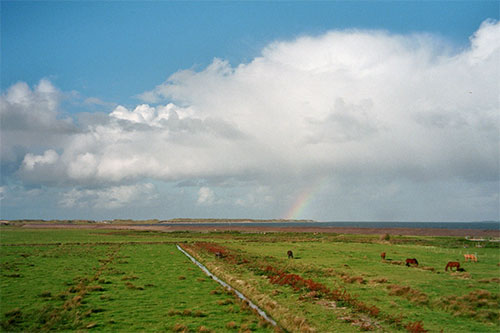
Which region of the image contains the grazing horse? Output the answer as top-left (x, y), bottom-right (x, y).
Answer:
top-left (464, 254), bottom-right (477, 262)
top-left (215, 252), bottom-right (224, 259)
top-left (287, 250), bottom-right (294, 259)
top-left (381, 252), bottom-right (386, 260)
top-left (405, 258), bottom-right (419, 267)
top-left (445, 261), bottom-right (461, 271)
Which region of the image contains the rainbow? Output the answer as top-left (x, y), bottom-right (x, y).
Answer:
top-left (283, 179), bottom-right (326, 220)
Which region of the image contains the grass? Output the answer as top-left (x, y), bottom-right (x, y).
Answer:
top-left (1, 226), bottom-right (499, 332)
top-left (0, 233), bottom-right (273, 331)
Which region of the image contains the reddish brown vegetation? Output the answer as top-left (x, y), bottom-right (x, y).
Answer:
top-left (185, 241), bottom-right (431, 332)
top-left (263, 265), bottom-right (380, 318)
top-left (405, 321), bottom-right (428, 333)
top-left (192, 242), bottom-right (249, 265)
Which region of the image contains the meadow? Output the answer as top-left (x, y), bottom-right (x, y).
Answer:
top-left (1, 227), bottom-right (499, 332)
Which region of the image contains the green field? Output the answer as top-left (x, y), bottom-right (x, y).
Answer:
top-left (1, 227), bottom-right (499, 332)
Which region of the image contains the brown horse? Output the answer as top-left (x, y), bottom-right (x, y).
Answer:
top-left (464, 254), bottom-right (477, 262)
top-left (381, 252), bottom-right (386, 260)
top-left (405, 258), bottom-right (419, 267)
top-left (287, 250), bottom-right (294, 259)
top-left (445, 261), bottom-right (461, 271)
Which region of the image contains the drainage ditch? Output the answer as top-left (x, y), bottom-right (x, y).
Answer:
top-left (176, 244), bottom-right (278, 327)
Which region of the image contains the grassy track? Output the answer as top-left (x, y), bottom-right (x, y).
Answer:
top-left (1, 227), bottom-right (499, 332)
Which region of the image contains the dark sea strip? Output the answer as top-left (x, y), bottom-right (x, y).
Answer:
top-left (156, 221), bottom-right (500, 230)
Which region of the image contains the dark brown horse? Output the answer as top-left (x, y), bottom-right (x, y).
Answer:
top-left (381, 252), bottom-right (386, 260)
top-left (405, 258), bottom-right (419, 267)
top-left (287, 250), bottom-right (294, 259)
top-left (445, 261), bottom-right (461, 271)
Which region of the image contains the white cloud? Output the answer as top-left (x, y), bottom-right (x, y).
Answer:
top-left (2, 20), bottom-right (499, 220)
top-left (0, 79), bottom-right (76, 168)
top-left (21, 150), bottom-right (59, 171)
top-left (197, 187), bottom-right (215, 205)
top-left (0, 186), bottom-right (6, 201)
top-left (59, 183), bottom-right (157, 209)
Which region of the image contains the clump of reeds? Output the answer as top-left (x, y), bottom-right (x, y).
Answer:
top-left (1, 307), bottom-right (23, 328)
top-left (420, 266), bottom-right (435, 272)
top-left (87, 285), bottom-right (105, 292)
top-left (121, 275), bottom-right (138, 281)
top-left (437, 289), bottom-right (499, 323)
top-left (341, 274), bottom-right (366, 284)
top-left (210, 288), bottom-right (222, 295)
top-left (386, 284), bottom-right (429, 305)
top-left (217, 299), bottom-right (233, 306)
top-left (479, 277), bottom-right (500, 283)
top-left (124, 282), bottom-right (144, 290)
top-left (225, 321), bottom-right (237, 329)
top-left (405, 321), bottom-right (427, 333)
top-left (172, 323), bottom-right (188, 332)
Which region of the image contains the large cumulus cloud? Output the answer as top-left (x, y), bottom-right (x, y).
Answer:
top-left (0, 80), bottom-right (77, 175)
top-left (1, 20), bottom-right (499, 219)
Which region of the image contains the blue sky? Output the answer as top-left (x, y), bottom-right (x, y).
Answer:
top-left (1, 1), bottom-right (499, 221)
top-left (3, 1), bottom-right (497, 104)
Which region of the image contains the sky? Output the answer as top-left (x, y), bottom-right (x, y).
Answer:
top-left (1, 1), bottom-right (499, 221)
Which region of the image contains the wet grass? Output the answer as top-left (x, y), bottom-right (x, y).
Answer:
top-left (1, 227), bottom-right (499, 332)
top-left (0, 236), bottom-right (272, 331)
